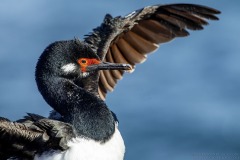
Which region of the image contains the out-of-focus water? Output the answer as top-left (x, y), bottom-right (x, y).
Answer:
top-left (0, 1), bottom-right (239, 160)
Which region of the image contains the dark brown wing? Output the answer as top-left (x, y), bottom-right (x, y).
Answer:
top-left (0, 114), bottom-right (74, 159)
top-left (84, 4), bottom-right (220, 100)
top-left (0, 117), bottom-right (46, 159)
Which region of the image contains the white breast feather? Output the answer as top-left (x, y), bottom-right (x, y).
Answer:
top-left (34, 127), bottom-right (125, 160)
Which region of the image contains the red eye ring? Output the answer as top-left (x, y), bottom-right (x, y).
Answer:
top-left (77, 58), bottom-right (101, 72)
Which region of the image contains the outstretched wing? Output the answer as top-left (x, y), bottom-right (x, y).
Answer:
top-left (84, 4), bottom-right (220, 100)
top-left (0, 114), bottom-right (74, 159)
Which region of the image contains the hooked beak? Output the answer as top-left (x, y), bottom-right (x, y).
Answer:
top-left (86, 62), bottom-right (132, 72)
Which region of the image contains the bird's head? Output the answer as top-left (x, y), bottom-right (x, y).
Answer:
top-left (36, 39), bottom-right (131, 82)
top-left (35, 38), bottom-right (132, 114)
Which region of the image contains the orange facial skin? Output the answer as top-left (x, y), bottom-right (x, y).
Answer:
top-left (77, 58), bottom-right (100, 72)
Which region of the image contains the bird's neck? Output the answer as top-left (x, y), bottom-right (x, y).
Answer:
top-left (36, 75), bottom-right (115, 141)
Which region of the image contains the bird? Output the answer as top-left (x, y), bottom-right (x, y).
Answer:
top-left (0, 3), bottom-right (220, 160)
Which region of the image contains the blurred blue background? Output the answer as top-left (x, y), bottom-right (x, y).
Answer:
top-left (0, 0), bottom-right (239, 160)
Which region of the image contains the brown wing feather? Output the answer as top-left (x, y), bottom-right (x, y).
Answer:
top-left (88, 4), bottom-right (220, 100)
top-left (106, 49), bottom-right (124, 80)
top-left (124, 30), bottom-right (159, 53)
top-left (135, 20), bottom-right (174, 43)
top-left (0, 118), bottom-right (46, 159)
top-left (0, 114), bottom-right (75, 159)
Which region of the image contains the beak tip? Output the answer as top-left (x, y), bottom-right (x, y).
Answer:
top-left (124, 64), bottom-right (134, 73)
top-left (123, 64), bottom-right (132, 69)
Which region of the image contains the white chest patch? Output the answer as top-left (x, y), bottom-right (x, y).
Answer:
top-left (34, 127), bottom-right (125, 160)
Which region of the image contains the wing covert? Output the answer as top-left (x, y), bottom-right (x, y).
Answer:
top-left (0, 114), bottom-right (75, 159)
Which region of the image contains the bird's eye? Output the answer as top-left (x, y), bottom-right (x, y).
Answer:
top-left (81, 59), bottom-right (87, 64)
